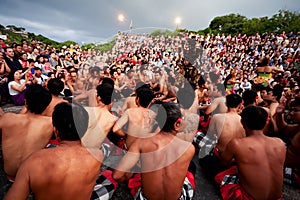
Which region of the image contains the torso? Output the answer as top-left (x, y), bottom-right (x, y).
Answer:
top-left (138, 134), bottom-right (195, 200)
top-left (233, 135), bottom-right (286, 200)
top-left (215, 113), bottom-right (245, 152)
top-left (81, 107), bottom-right (117, 149)
top-left (1, 113), bottom-right (53, 176)
top-left (28, 144), bottom-right (102, 200)
top-left (125, 108), bottom-right (157, 148)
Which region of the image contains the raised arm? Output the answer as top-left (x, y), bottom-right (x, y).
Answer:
top-left (275, 103), bottom-right (299, 137)
top-left (112, 110), bottom-right (129, 137)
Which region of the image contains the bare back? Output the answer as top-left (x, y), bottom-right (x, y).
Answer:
top-left (0, 112), bottom-right (53, 176)
top-left (139, 134), bottom-right (195, 200)
top-left (117, 108), bottom-right (157, 148)
top-left (119, 96), bottom-right (137, 114)
top-left (286, 131), bottom-right (300, 168)
top-left (233, 136), bottom-right (286, 200)
top-left (5, 143), bottom-right (102, 200)
top-left (42, 96), bottom-right (68, 117)
top-left (81, 106), bottom-right (117, 148)
top-left (213, 113), bottom-right (245, 152)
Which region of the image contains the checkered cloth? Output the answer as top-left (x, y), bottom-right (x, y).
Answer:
top-left (284, 167), bottom-right (300, 187)
top-left (221, 172), bottom-right (239, 185)
top-left (193, 131), bottom-right (218, 158)
top-left (134, 176), bottom-right (194, 200)
top-left (90, 170), bottom-right (118, 200)
top-left (215, 166), bottom-right (239, 186)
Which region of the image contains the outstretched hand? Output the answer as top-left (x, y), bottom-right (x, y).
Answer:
top-left (276, 96), bottom-right (287, 114)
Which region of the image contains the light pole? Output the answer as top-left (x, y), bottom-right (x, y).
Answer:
top-left (118, 14), bottom-right (133, 34)
top-left (175, 17), bottom-right (181, 30)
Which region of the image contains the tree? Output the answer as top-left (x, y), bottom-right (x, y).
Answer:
top-left (209, 14), bottom-right (247, 34)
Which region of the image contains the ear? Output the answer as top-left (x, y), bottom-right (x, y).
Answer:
top-left (135, 97), bottom-right (140, 106)
top-left (174, 119), bottom-right (182, 131)
top-left (53, 127), bottom-right (60, 142)
top-left (96, 95), bottom-right (101, 103)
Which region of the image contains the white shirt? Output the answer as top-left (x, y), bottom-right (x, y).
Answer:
top-left (8, 79), bottom-right (25, 95)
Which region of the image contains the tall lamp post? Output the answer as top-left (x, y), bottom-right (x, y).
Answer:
top-left (118, 14), bottom-right (132, 34)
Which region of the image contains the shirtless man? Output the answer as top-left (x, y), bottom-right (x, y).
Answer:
top-left (196, 94), bottom-right (245, 177)
top-left (217, 106), bottom-right (286, 200)
top-left (4, 102), bottom-right (103, 200)
top-left (0, 84), bottom-right (52, 179)
top-left (42, 78), bottom-right (68, 117)
top-left (176, 86), bottom-right (200, 142)
top-left (242, 90), bottom-right (274, 135)
top-left (276, 96), bottom-right (300, 186)
top-left (205, 83), bottom-right (227, 115)
top-left (81, 81), bottom-right (118, 149)
top-left (113, 84), bottom-right (157, 149)
top-left (113, 102), bottom-right (195, 199)
top-left (118, 82), bottom-right (147, 115)
top-left (73, 78), bottom-right (99, 107)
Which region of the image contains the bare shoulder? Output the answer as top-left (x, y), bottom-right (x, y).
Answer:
top-left (270, 137), bottom-right (286, 147)
top-left (0, 112), bottom-right (22, 127)
top-left (227, 137), bottom-right (243, 150)
top-left (22, 148), bottom-right (54, 169)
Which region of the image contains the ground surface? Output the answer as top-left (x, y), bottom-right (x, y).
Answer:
top-left (0, 104), bottom-right (299, 199)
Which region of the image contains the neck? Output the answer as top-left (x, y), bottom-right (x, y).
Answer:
top-left (60, 140), bottom-right (81, 146)
top-left (227, 108), bottom-right (239, 113)
top-left (98, 102), bottom-right (112, 110)
top-left (160, 130), bottom-right (177, 136)
top-left (246, 129), bottom-right (264, 137)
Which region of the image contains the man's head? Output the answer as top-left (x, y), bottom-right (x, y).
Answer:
top-left (96, 83), bottom-right (114, 105)
top-left (34, 67), bottom-right (42, 77)
top-left (241, 106), bottom-right (268, 131)
top-left (289, 97), bottom-right (300, 123)
top-left (242, 90), bottom-right (258, 107)
top-left (47, 78), bottom-right (64, 96)
top-left (5, 47), bottom-right (14, 59)
top-left (177, 86), bottom-right (195, 109)
top-left (156, 102), bottom-right (182, 132)
top-left (25, 84), bottom-right (52, 114)
top-left (52, 102), bottom-right (89, 141)
top-left (226, 94), bottom-right (242, 108)
top-left (136, 86), bottom-right (155, 108)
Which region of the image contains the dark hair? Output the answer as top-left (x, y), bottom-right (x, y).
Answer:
top-left (242, 90), bottom-right (257, 107)
top-left (216, 83), bottom-right (225, 95)
top-left (101, 77), bottom-right (114, 86)
top-left (290, 97), bottom-right (300, 107)
top-left (96, 83), bottom-right (114, 105)
top-left (47, 78), bottom-right (64, 96)
top-left (156, 102), bottom-right (182, 132)
top-left (241, 106), bottom-right (268, 130)
top-left (177, 86), bottom-right (195, 109)
top-left (25, 84), bottom-right (52, 114)
top-left (226, 94), bottom-right (242, 108)
top-left (273, 84), bottom-right (283, 102)
top-left (136, 87), bottom-right (155, 108)
top-left (52, 102), bottom-right (88, 141)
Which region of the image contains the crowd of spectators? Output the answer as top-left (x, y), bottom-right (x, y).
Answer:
top-left (0, 30), bottom-right (300, 199)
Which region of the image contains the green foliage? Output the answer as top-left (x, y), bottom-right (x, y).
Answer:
top-left (58, 40), bottom-right (78, 49)
top-left (95, 40), bottom-right (115, 52)
top-left (199, 10), bottom-right (300, 36)
top-left (82, 39), bottom-right (115, 53)
top-left (150, 29), bottom-right (180, 38)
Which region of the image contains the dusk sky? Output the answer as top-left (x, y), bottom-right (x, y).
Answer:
top-left (0, 0), bottom-right (299, 44)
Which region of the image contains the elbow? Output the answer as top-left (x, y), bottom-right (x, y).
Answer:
top-left (112, 170), bottom-right (123, 183)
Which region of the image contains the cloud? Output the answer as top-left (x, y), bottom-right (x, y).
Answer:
top-left (0, 0), bottom-right (299, 43)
